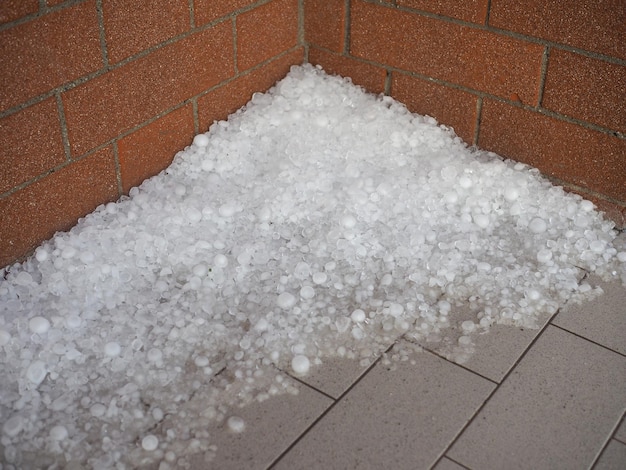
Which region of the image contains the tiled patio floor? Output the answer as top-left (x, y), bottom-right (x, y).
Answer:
top-left (199, 241), bottom-right (626, 469)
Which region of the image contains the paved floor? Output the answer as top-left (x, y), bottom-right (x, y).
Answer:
top-left (200, 251), bottom-right (626, 469)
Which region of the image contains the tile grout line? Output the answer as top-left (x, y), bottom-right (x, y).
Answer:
top-left (430, 317), bottom-right (556, 467)
top-left (266, 341), bottom-right (398, 469)
top-left (588, 411), bottom-right (626, 468)
top-left (549, 322), bottom-right (626, 359)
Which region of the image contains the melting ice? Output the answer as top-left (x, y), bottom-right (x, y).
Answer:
top-left (1, 64), bottom-right (625, 468)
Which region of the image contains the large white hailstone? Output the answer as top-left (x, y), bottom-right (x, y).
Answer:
top-left (291, 355), bottom-right (310, 375)
top-left (26, 360), bottom-right (47, 385)
top-left (529, 217), bottom-right (547, 234)
top-left (141, 435), bottom-right (159, 451)
top-left (193, 134), bottom-right (209, 147)
top-left (277, 292), bottom-right (297, 309)
top-left (28, 316), bottom-right (50, 335)
top-left (49, 425), bottom-right (68, 441)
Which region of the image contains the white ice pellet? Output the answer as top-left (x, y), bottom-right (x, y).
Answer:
top-left (49, 425), bottom-right (68, 441)
top-left (277, 292), bottom-right (296, 309)
top-left (0, 329), bottom-right (11, 346)
top-left (104, 342), bottom-right (121, 357)
top-left (193, 134), bottom-right (210, 147)
top-left (227, 416), bottom-right (246, 433)
top-left (528, 217), bottom-right (547, 234)
top-left (536, 249), bottom-right (553, 263)
top-left (350, 309), bottom-right (366, 322)
top-left (300, 285), bottom-right (315, 299)
top-left (213, 254), bottom-right (228, 268)
top-left (26, 360), bottom-right (47, 385)
top-left (291, 355), bottom-right (310, 375)
top-left (3, 415), bottom-right (24, 437)
top-left (142, 435), bottom-right (159, 451)
top-left (312, 272), bottom-right (328, 284)
top-left (29, 316), bottom-right (51, 334)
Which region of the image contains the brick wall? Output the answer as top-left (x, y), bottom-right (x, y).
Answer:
top-left (2, 0), bottom-right (625, 268)
top-left (0, 0), bottom-right (303, 267)
top-left (305, 0), bottom-right (626, 227)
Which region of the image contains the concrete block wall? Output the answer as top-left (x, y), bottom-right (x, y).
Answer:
top-left (0, 0), bottom-right (303, 267)
top-left (2, 0), bottom-right (625, 268)
top-left (305, 0), bottom-right (626, 226)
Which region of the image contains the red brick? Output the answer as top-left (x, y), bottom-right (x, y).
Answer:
top-left (0, 99), bottom-right (66, 193)
top-left (543, 49), bottom-right (626, 134)
top-left (490, 0), bottom-right (626, 60)
top-left (397, 0), bottom-right (489, 24)
top-left (62, 22), bottom-right (233, 156)
top-left (118, 104), bottom-right (195, 193)
top-left (0, 1), bottom-right (102, 111)
top-left (479, 99), bottom-right (626, 202)
top-left (103, 0), bottom-right (190, 64)
top-left (237, 0), bottom-right (299, 71)
top-left (0, 0), bottom-right (38, 24)
top-left (198, 48), bottom-right (304, 129)
top-left (391, 72), bottom-right (478, 144)
top-left (0, 147), bottom-right (118, 267)
top-left (46, 0), bottom-right (67, 5)
top-left (350, 1), bottom-right (544, 105)
top-left (309, 47), bottom-right (386, 95)
top-left (195, 0), bottom-right (256, 26)
top-left (305, 0), bottom-right (346, 52)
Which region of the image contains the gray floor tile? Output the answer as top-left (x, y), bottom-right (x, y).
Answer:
top-left (272, 344), bottom-right (495, 470)
top-left (553, 275), bottom-right (626, 355)
top-left (594, 440), bottom-right (626, 470)
top-left (448, 326), bottom-right (626, 470)
top-left (194, 377), bottom-right (333, 469)
top-left (294, 354), bottom-right (376, 399)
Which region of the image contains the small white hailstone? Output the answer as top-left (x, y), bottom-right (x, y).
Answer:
top-left (254, 318), bottom-right (269, 332)
top-left (291, 355), bottom-right (310, 375)
top-left (152, 408), bottom-right (164, 421)
top-left (213, 254), bottom-right (228, 268)
top-left (26, 360), bottom-right (47, 385)
top-left (351, 309), bottom-right (366, 323)
top-left (312, 272), bottom-right (328, 284)
top-left (35, 247), bottom-right (49, 262)
top-left (277, 292), bottom-right (296, 309)
top-left (201, 158), bottom-right (214, 171)
top-left (473, 213), bottom-right (490, 229)
top-left (227, 416), bottom-right (246, 433)
top-left (528, 217), bottom-right (547, 234)
top-left (90, 404), bottom-right (106, 417)
top-left (147, 348), bottom-right (162, 362)
top-left (192, 264), bottom-right (208, 277)
top-left (300, 286), bottom-right (315, 299)
top-left (49, 425), bottom-right (68, 441)
top-left (142, 434), bottom-right (159, 451)
top-left (580, 200), bottom-right (594, 212)
top-left (618, 252), bottom-right (626, 262)
top-left (526, 289), bottom-right (541, 301)
top-left (3, 415), bottom-right (24, 437)
top-left (80, 251), bottom-right (95, 264)
top-left (351, 327), bottom-right (364, 340)
top-left (194, 355), bottom-right (209, 367)
top-left (589, 240), bottom-right (606, 253)
top-left (29, 316), bottom-right (50, 335)
top-left (61, 246), bottom-right (77, 259)
top-left (174, 184), bottom-right (186, 196)
top-left (104, 342), bottom-right (121, 357)
top-left (341, 214), bottom-right (357, 229)
top-left (444, 191), bottom-right (458, 204)
top-left (461, 321), bottom-right (476, 333)
top-left (458, 175), bottom-right (473, 188)
top-left (218, 203), bottom-right (236, 217)
top-left (193, 134), bottom-right (209, 147)
top-left (504, 186), bottom-right (519, 201)
top-left (536, 249), bottom-right (553, 263)
top-left (65, 315), bottom-right (82, 329)
top-left (458, 335), bottom-right (472, 346)
top-left (0, 329), bottom-right (11, 346)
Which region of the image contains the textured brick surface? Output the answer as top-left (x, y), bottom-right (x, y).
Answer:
top-left (0, 99), bottom-right (66, 194)
top-left (305, 0), bottom-right (346, 52)
top-left (0, 1), bottom-right (102, 111)
top-left (398, 0), bottom-right (489, 24)
top-left (309, 47), bottom-right (386, 95)
top-left (0, 0), bottom-right (38, 24)
top-left (489, 0), bottom-right (626, 60)
top-left (479, 99), bottom-right (626, 202)
top-left (102, 0), bottom-right (190, 64)
top-left (198, 48), bottom-right (303, 129)
top-left (194, 0), bottom-right (256, 26)
top-left (118, 105), bottom-right (195, 193)
top-left (543, 50), bottom-right (626, 134)
top-left (0, 148), bottom-right (118, 267)
top-left (63, 22), bottom-right (233, 156)
top-left (350, 1), bottom-right (544, 104)
top-left (237, 0), bottom-right (299, 71)
top-left (391, 72), bottom-right (478, 144)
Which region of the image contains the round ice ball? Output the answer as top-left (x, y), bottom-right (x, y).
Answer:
top-left (214, 254), bottom-right (229, 268)
top-left (193, 134), bottom-right (209, 147)
top-left (0, 329), bottom-right (11, 346)
top-left (3, 415), bottom-right (24, 437)
top-left (300, 286), bottom-right (315, 299)
top-left (473, 214), bottom-right (490, 229)
top-left (26, 360), bottom-right (47, 385)
top-left (142, 434), bottom-right (159, 451)
top-left (529, 217), bottom-right (547, 234)
top-left (504, 186), bottom-right (519, 201)
top-left (35, 247), bottom-right (49, 262)
top-left (104, 342), bottom-right (121, 357)
top-left (227, 416), bottom-right (246, 433)
top-left (90, 403), bottom-right (106, 417)
top-left (29, 316), bottom-right (50, 335)
top-left (536, 249), bottom-right (553, 263)
top-left (350, 309), bottom-right (366, 323)
top-left (291, 355), bottom-right (310, 375)
top-left (49, 425), bottom-right (68, 441)
top-left (277, 292), bottom-right (296, 309)
top-left (341, 214), bottom-right (357, 229)
top-left (312, 272), bottom-right (328, 284)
